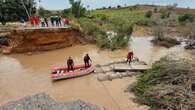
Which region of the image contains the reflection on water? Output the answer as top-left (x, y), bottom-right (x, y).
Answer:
top-left (0, 37), bottom-right (193, 110)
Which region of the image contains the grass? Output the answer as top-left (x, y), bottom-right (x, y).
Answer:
top-left (90, 7), bottom-right (151, 25)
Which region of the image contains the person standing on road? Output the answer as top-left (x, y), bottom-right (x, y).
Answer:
top-left (55, 16), bottom-right (59, 27)
top-left (58, 16), bottom-right (62, 26)
top-left (44, 17), bottom-right (49, 27)
top-left (40, 17), bottom-right (45, 27)
top-left (35, 16), bottom-right (40, 27)
top-left (50, 16), bottom-right (54, 27)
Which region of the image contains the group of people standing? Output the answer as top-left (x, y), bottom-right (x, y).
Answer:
top-left (67, 54), bottom-right (92, 72)
top-left (30, 16), bottom-right (70, 28)
top-left (50, 16), bottom-right (62, 27)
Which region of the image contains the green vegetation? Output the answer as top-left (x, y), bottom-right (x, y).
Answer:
top-left (68, 2), bottom-right (137, 50)
top-left (38, 7), bottom-right (52, 17)
top-left (67, 4), bottom-right (195, 49)
top-left (145, 11), bottom-right (152, 18)
top-left (73, 15), bottom-right (133, 50)
top-left (69, 0), bottom-right (86, 18)
top-left (90, 7), bottom-right (148, 25)
top-left (0, 0), bottom-right (36, 25)
top-left (178, 13), bottom-right (194, 23)
top-left (130, 55), bottom-right (195, 110)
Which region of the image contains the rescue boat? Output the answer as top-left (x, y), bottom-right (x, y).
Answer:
top-left (50, 64), bottom-right (95, 80)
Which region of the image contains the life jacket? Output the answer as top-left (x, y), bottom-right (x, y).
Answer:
top-left (67, 59), bottom-right (73, 65)
top-left (127, 52), bottom-right (133, 59)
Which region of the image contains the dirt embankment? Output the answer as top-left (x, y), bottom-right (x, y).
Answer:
top-left (0, 28), bottom-right (86, 54)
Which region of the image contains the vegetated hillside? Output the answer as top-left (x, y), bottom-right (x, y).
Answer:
top-left (93, 5), bottom-right (195, 25)
top-left (91, 5), bottom-right (152, 25)
top-left (82, 5), bottom-right (195, 48)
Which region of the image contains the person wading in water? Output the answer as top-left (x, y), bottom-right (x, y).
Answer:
top-left (84, 54), bottom-right (92, 68)
top-left (127, 51), bottom-right (134, 64)
top-left (67, 57), bottom-right (74, 72)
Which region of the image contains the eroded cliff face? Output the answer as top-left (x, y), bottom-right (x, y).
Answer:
top-left (1, 28), bottom-right (85, 53)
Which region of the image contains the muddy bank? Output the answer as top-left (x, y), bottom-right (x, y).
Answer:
top-left (0, 28), bottom-right (85, 53)
top-left (0, 93), bottom-right (106, 110)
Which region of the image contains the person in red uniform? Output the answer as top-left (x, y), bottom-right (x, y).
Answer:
top-left (34, 16), bottom-right (40, 27)
top-left (67, 56), bottom-right (74, 72)
top-left (127, 51), bottom-right (134, 64)
top-left (30, 16), bottom-right (36, 27)
top-left (84, 54), bottom-right (92, 68)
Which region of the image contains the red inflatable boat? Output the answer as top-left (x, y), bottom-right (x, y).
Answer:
top-left (51, 64), bottom-right (95, 80)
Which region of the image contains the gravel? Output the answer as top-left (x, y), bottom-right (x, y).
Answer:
top-left (0, 93), bottom-right (106, 110)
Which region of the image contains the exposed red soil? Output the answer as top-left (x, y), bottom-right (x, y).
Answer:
top-left (1, 28), bottom-right (86, 53)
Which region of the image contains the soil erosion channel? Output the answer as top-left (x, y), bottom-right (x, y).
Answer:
top-left (0, 36), bottom-right (192, 110)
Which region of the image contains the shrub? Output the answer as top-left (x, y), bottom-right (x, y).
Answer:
top-left (145, 11), bottom-right (152, 18)
top-left (94, 14), bottom-right (108, 21)
top-left (153, 7), bottom-right (158, 13)
top-left (160, 11), bottom-right (170, 19)
top-left (95, 31), bottom-right (108, 48)
top-left (104, 17), bottom-right (133, 50)
top-left (108, 16), bottom-right (133, 35)
top-left (178, 14), bottom-right (194, 23)
top-left (78, 18), bottom-right (99, 36)
top-left (136, 19), bottom-right (157, 26)
top-left (130, 55), bottom-right (195, 110)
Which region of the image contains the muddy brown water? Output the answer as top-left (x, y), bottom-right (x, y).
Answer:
top-left (0, 37), bottom-right (193, 110)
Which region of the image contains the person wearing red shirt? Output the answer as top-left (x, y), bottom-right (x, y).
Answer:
top-left (34, 17), bottom-right (40, 27)
top-left (127, 51), bottom-right (134, 64)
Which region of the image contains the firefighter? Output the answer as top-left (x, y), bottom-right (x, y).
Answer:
top-left (127, 51), bottom-right (134, 64)
top-left (84, 54), bottom-right (92, 68)
top-left (67, 56), bottom-right (74, 72)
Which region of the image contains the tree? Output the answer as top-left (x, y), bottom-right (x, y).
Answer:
top-left (38, 7), bottom-right (51, 17)
top-left (154, 7), bottom-right (158, 13)
top-left (117, 5), bottom-right (121, 8)
top-left (69, 0), bottom-right (86, 18)
top-left (0, 0), bottom-right (36, 25)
